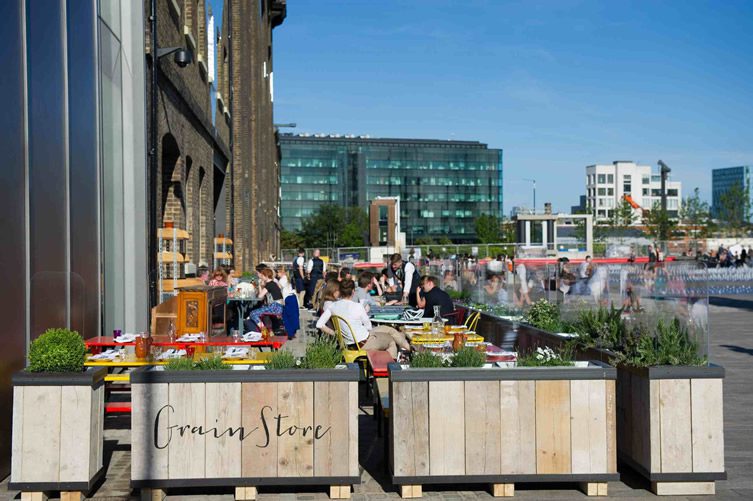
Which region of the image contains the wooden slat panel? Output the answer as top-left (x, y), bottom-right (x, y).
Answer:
top-left (11, 387), bottom-right (24, 482)
top-left (499, 380), bottom-right (536, 474)
top-left (571, 380), bottom-right (608, 474)
top-left (535, 380), bottom-right (571, 474)
top-left (690, 378), bottom-right (725, 473)
top-left (132, 382), bottom-right (169, 480)
top-left (314, 381), bottom-right (350, 476)
top-left (464, 380), bottom-right (501, 475)
top-left (605, 380), bottom-right (617, 474)
top-left (659, 379), bottom-right (692, 473)
top-left (429, 381), bottom-right (465, 475)
top-left (349, 381), bottom-right (359, 477)
top-left (277, 381), bottom-right (315, 477)
top-left (168, 383), bottom-right (206, 479)
top-left (94, 385), bottom-right (104, 477)
top-left (241, 382), bottom-right (278, 477)
top-left (59, 386), bottom-right (92, 482)
top-left (392, 381), bottom-right (430, 477)
top-left (22, 386), bottom-right (62, 482)
top-left (648, 379), bottom-right (662, 472)
top-left (205, 382), bottom-right (242, 478)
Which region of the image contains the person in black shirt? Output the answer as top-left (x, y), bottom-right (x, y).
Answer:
top-left (419, 276), bottom-right (454, 318)
top-left (244, 268), bottom-right (284, 332)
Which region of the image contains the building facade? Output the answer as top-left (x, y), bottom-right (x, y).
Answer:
top-left (280, 134), bottom-right (504, 242)
top-left (147, 0), bottom-right (285, 299)
top-left (712, 166), bottom-right (751, 220)
top-left (585, 161), bottom-right (682, 223)
top-left (0, 0), bottom-right (148, 477)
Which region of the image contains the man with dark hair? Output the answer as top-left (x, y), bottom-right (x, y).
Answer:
top-left (387, 253), bottom-right (421, 307)
top-left (338, 267), bottom-right (351, 282)
top-left (355, 271), bottom-right (379, 309)
top-left (420, 276), bottom-right (454, 318)
top-left (316, 279), bottom-right (409, 359)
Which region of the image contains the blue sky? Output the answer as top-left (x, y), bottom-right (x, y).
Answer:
top-left (217, 0), bottom-right (753, 212)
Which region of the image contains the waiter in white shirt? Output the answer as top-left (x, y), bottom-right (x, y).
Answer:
top-left (386, 253), bottom-right (421, 307)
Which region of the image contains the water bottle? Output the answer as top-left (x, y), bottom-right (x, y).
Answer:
top-left (432, 306), bottom-right (443, 338)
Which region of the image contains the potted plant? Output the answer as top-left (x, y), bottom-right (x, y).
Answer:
top-left (389, 345), bottom-right (617, 498)
top-left (130, 338), bottom-right (359, 500)
top-left (10, 328), bottom-right (106, 499)
top-left (610, 319), bottom-right (725, 496)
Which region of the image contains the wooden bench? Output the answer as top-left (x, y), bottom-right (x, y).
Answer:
top-left (367, 350), bottom-right (393, 378)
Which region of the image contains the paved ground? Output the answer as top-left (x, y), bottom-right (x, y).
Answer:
top-left (3, 301), bottom-right (753, 500)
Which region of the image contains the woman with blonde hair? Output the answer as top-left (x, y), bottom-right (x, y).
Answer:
top-left (320, 280), bottom-right (340, 313)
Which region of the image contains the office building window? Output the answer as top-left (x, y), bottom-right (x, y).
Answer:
top-left (607, 174), bottom-right (614, 184)
top-left (598, 174), bottom-right (606, 184)
top-left (642, 176), bottom-right (650, 184)
top-left (598, 188), bottom-right (606, 196)
top-left (607, 188), bottom-right (614, 196)
top-left (623, 175), bottom-right (632, 193)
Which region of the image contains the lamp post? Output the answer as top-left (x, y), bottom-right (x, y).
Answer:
top-left (147, 0), bottom-right (193, 310)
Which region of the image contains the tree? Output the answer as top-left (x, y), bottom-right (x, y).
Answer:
top-left (297, 205), bottom-right (369, 248)
top-left (643, 201), bottom-right (676, 241)
top-left (610, 199), bottom-right (637, 231)
top-left (717, 183), bottom-right (751, 236)
top-left (474, 214), bottom-right (501, 243)
top-left (680, 187), bottom-right (712, 248)
top-left (280, 229), bottom-right (303, 250)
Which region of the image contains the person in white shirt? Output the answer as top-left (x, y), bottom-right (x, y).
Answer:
top-left (293, 248), bottom-right (306, 307)
top-left (387, 253), bottom-right (421, 307)
top-left (316, 279), bottom-right (409, 359)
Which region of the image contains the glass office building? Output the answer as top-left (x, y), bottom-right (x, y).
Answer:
top-left (712, 166), bottom-right (751, 220)
top-left (279, 134), bottom-right (503, 241)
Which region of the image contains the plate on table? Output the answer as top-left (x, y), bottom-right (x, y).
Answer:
top-left (223, 347), bottom-right (250, 359)
top-left (157, 349), bottom-right (187, 360)
top-left (114, 334), bottom-right (137, 343)
top-left (89, 349), bottom-right (120, 361)
top-left (177, 334), bottom-right (202, 342)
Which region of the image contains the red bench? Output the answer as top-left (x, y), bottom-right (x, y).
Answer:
top-left (366, 350), bottom-right (394, 378)
top-left (105, 402), bottom-right (132, 414)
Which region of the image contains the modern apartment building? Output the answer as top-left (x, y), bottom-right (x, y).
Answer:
top-left (712, 166), bottom-right (751, 220)
top-left (585, 161), bottom-right (682, 223)
top-left (279, 134), bottom-right (504, 242)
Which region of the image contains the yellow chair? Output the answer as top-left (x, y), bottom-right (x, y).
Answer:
top-left (330, 314), bottom-right (368, 373)
top-left (464, 311), bottom-right (481, 331)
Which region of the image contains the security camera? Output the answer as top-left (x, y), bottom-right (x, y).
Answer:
top-left (174, 49), bottom-right (192, 68)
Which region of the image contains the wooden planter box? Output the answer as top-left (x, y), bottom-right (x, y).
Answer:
top-left (130, 365), bottom-right (360, 500)
top-left (10, 367), bottom-right (107, 498)
top-left (617, 365), bottom-right (726, 496)
top-left (388, 362), bottom-right (618, 498)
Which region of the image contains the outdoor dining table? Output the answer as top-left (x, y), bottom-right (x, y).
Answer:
top-left (370, 317), bottom-right (429, 326)
top-left (227, 295), bottom-right (263, 333)
top-left (85, 334), bottom-right (287, 350)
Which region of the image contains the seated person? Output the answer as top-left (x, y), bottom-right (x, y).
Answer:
top-left (320, 279), bottom-right (340, 313)
top-left (355, 272), bottom-right (380, 310)
top-left (316, 279), bottom-right (410, 360)
top-left (420, 275), bottom-right (454, 318)
top-left (442, 270), bottom-right (458, 290)
top-left (338, 267), bottom-right (352, 282)
top-left (483, 273), bottom-right (501, 304)
top-left (244, 268), bottom-right (283, 333)
top-left (208, 268), bottom-right (229, 288)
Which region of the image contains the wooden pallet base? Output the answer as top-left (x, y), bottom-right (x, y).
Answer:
top-left (329, 485), bottom-right (352, 499)
top-left (60, 493), bottom-right (84, 501)
top-left (400, 484), bottom-right (423, 498)
top-left (140, 488), bottom-right (166, 501)
top-left (651, 481), bottom-right (715, 496)
top-left (21, 493), bottom-right (48, 501)
top-left (491, 483), bottom-right (515, 497)
top-left (579, 482), bottom-right (608, 496)
top-left (235, 486), bottom-right (258, 500)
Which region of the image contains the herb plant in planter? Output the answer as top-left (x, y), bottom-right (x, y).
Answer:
top-left (10, 328), bottom-right (106, 497)
top-left (130, 336), bottom-right (359, 500)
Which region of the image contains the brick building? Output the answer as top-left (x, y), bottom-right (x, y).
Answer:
top-left (147, 0), bottom-right (285, 293)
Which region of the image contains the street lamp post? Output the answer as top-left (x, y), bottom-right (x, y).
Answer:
top-left (522, 178), bottom-right (536, 212)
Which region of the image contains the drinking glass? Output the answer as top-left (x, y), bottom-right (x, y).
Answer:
top-left (113, 329), bottom-right (122, 339)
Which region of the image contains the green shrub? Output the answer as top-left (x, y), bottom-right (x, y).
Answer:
top-left (164, 357), bottom-right (197, 371)
top-left (195, 355), bottom-right (231, 371)
top-left (28, 328), bottom-right (86, 373)
top-left (266, 350), bottom-right (297, 370)
top-left (164, 355), bottom-right (231, 371)
top-left (571, 305), bottom-right (626, 350)
top-left (410, 351), bottom-right (445, 368)
top-left (450, 346), bottom-right (486, 367)
top-left (612, 319), bottom-right (705, 368)
top-left (447, 289), bottom-right (471, 301)
top-left (523, 299), bottom-right (562, 332)
top-left (300, 337), bottom-right (341, 369)
top-left (517, 345), bottom-right (574, 367)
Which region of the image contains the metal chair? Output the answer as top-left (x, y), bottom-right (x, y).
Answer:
top-left (329, 314), bottom-right (368, 374)
top-left (464, 311), bottom-right (481, 331)
top-left (442, 309), bottom-right (464, 325)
